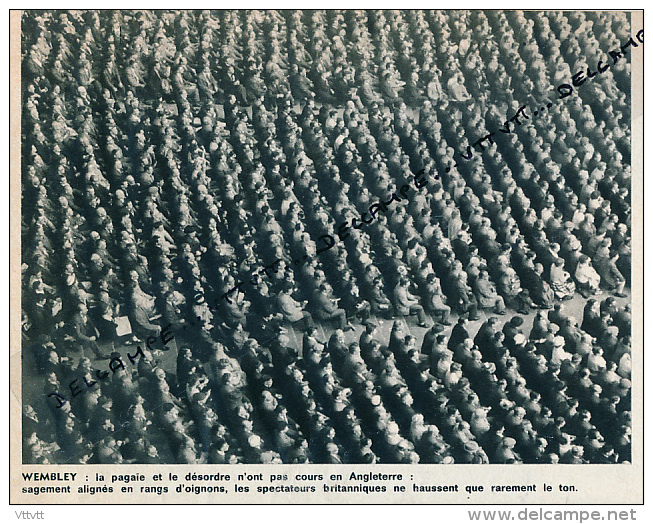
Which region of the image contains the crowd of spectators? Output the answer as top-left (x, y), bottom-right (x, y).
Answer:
top-left (21, 9), bottom-right (634, 464)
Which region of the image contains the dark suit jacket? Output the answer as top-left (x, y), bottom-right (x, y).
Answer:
top-left (448, 323), bottom-right (470, 351)
top-left (311, 290), bottom-right (339, 318)
top-left (70, 313), bottom-right (99, 343)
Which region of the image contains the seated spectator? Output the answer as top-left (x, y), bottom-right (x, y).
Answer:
top-left (594, 250), bottom-right (627, 297)
top-left (575, 255), bottom-right (602, 297)
top-left (497, 267), bottom-right (522, 309)
top-left (448, 271), bottom-right (480, 321)
top-left (310, 283), bottom-right (353, 331)
top-left (125, 272), bottom-right (161, 343)
top-left (366, 276), bottom-right (394, 318)
top-left (277, 282), bottom-right (314, 330)
top-left (522, 263), bottom-right (554, 309)
top-left (423, 273), bottom-right (452, 325)
top-left (69, 303), bottom-right (111, 360)
top-left (393, 277), bottom-right (429, 327)
top-left (474, 270), bottom-right (506, 315)
top-left (549, 258), bottom-right (576, 301)
top-left (18, 9), bottom-right (633, 467)
top-left (339, 281), bottom-right (371, 323)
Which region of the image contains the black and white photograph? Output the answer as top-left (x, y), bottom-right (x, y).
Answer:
top-left (10, 7), bottom-right (643, 505)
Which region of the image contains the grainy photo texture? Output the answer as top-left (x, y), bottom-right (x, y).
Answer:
top-left (18, 10), bottom-right (638, 472)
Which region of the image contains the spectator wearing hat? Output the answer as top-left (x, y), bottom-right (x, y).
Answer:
top-left (494, 436), bottom-right (520, 464)
top-left (550, 336), bottom-right (573, 366)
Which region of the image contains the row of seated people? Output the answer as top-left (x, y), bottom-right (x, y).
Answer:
top-left (22, 7), bottom-right (632, 341)
top-left (24, 291), bottom-right (630, 464)
top-left (21, 10), bottom-right (633, 122)
top-left (20, 10), bottom-right (634, 464)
